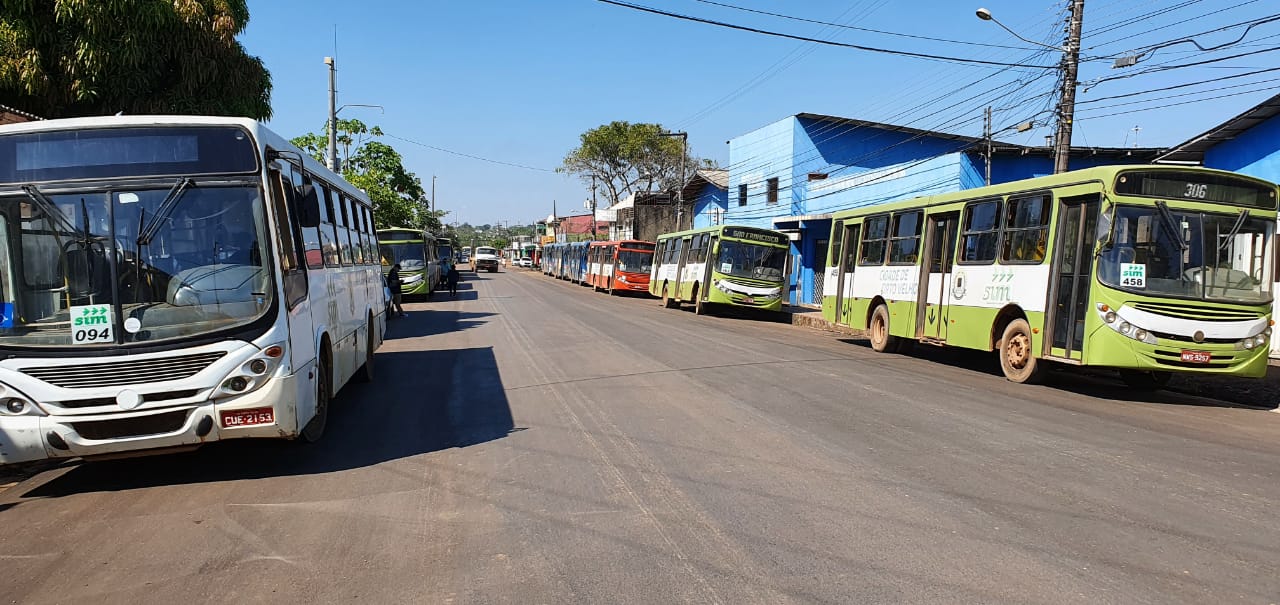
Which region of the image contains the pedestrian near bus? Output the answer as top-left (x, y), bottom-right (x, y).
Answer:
top-left (447, 264), bottom-right (460, 297)
top-left (388, 263), bottom-right (407, 318)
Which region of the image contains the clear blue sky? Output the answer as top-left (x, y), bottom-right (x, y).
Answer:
top-left (241, 0), bottom-right (1280, 227)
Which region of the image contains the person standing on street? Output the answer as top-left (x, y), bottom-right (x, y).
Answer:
top-left (388, 263), bottom-right (407, 318)
top-left (447, 264), bottom-right (460, 297)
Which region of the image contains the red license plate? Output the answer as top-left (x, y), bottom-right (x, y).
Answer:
top-left (221, 407), bottom-right (275, 428)
top-left (1180, 350), bottom-right (1213, 364)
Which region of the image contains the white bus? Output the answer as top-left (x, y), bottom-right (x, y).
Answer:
top-left (0, 115), bottom-right (386, 465)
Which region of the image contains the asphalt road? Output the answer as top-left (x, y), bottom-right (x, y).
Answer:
top-left (2, 268), bottom-right (1280, 604)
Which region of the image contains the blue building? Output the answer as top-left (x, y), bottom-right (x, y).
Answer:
top-left (1157, 92), bottom-right (1280, 184)
top-left (726, 113), bottom-right (1157, 306)
top-left (681, 169), bottom-right (728, 229)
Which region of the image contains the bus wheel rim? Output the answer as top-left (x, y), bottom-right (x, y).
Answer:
top-left (1007, 333), bottom-right (1030, 369)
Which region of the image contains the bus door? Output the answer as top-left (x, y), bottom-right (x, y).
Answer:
top-left (834, 222), bottom-right (860, 326)
top-left (1047, 194), bottom-right (1101, 359)
top-left (916, 212), bottom-right (959, 340)
top-left (701, 234), bottom-right (719, 301)
top-left (675, 235), bottom-right (693, 298)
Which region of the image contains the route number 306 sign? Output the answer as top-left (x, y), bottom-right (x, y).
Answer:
top-left (71, 304), bottom-right (113, 344)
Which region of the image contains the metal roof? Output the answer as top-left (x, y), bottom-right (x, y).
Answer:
top-left (795, 112), bottom-right (993, 145)
top-left (1155, 92), bottom-right (1280, 163)
top-left (680, 169), bottom-right (728, 200)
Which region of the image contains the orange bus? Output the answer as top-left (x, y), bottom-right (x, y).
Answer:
top-left (587, 240), bottom-right (656, 294)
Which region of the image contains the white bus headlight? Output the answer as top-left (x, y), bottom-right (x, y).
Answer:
top-left (0, 385), bottom-right (44, 417)
top-left (215, 343), bottom-right (286, 399)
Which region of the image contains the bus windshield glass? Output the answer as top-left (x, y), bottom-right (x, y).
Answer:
top-left (379, 242), bottom-right (427, 271)
top-left (617, 249), bottom-right (653, 274)
top-left (0, 183), bottom-right (274, 347)
top-left (717, 241), bottom-right (786, 281)
top-left (1098, 205), bottom-right (1272, 303)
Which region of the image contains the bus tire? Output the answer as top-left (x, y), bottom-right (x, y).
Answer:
top-left (300, 347), bottom-right (331, 443)
top-left (694, 290), bottom-right (708, 316)
top-left (999, 318), bottom-right (1046, 384)
top-left (608, 280), bottom-right (615, 296)
top-left (356, 316), bottom-right (375, 383)
top-left (1119, 369), bottom-right (1171, 390)
top-left (662, 284), bottom-right (678, 309)
top-left (869, 304), bottom-right (899, 353)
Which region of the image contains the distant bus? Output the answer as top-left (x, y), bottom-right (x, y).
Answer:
top-left (568, 241), bottom-right (590, 283)
top-left (822, 165), bottom-right (1276, 386)
top-left (651, 225), bottom-right (788, 314)
top-left (377, 228), bottom-right (439, 297)
top-left (435, 237), bottom-right (456, 284)
top-left (543, 243), bottom-right (563, 277)
top-left (587, 240), bottom-right (656, 294)
top-left (0, 115), bottom-right (387, 466)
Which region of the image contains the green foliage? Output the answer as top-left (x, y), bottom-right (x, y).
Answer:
top-left (559, 121), bottom-right (705, 208)
top-left (291, 119), bottom-right (441, 233)
top-left (0, 0), bottom-right (271, 119)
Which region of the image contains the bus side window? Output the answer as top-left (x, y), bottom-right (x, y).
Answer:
top-left (830, 220), bottom-right (844, 266)
top-left (269, 164), bottom-right (308, 308)
top-left (337, 195), bottom-right (354, 266)
top-left (960, 200), bottom-right (1001, 263)
top-left (320, 186), bottom-right (341, 268)
top-left (1003, 194), bottom-right (1051, 263)
top-left (298, 172), bottom-right (324, 270)
top-left (859, 215), bottom-right (889, 266)
top-left (362, 206), bottom-right (375, 265)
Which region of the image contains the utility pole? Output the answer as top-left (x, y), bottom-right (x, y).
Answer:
top-left (431, 175), bottom-right (436, 216)
top-left (660, 131), bottom-right (689, 230)
top-left (325, 57), bottom-right (338, 171)
top-left (983, 105), bottom-right (993, 186)
top-left (590, 175), bottom-right (598, 241)
top-left (1053, 0), bottom-right (1085, 175)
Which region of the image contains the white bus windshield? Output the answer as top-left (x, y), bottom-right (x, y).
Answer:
top-left (0, 183), bottom-right (274, 347)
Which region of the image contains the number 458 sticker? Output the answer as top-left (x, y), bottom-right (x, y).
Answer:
top-left (71, 304), bottom-right (113, 344)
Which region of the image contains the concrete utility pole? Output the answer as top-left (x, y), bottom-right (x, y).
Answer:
top-left (660, 131), bottom-right (688, 230)
top-left (1053, 0), bottom-right (1085, 175)
top-left (431, 175), bottom-right (436, 216)
top-left (325, 57), bottom-right (337, 171)
top-left (983, 105), bottom-right (992, 186)
top-left (590, 175), bottom-right (598, 241)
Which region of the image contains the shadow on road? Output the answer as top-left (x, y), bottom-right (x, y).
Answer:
top-left (388, 310), bottom-right (493, 338)
top-left (837, 337), bottom-right (1277, 410)
top-left (19, 343), bottom-right (517, 498)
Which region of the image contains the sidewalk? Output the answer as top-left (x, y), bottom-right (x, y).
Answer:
top-left (783, 306), bottom-right (1279, 410)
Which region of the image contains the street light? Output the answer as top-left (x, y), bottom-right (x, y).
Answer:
top-left (974, 8), bottom-right (1062, 50)
top-left (976, 4), bottom-right (1084, 175)
top-left (323, 56), bottom-right (383, 172)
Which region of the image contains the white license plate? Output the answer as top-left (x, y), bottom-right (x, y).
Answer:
top-left (1180, 350), bottom-right (1212, 364)
top-left (743, 296), bottom-right (755, 304)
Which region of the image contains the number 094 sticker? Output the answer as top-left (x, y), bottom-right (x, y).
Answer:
top-left (70, 304), bottom-right (113, 344)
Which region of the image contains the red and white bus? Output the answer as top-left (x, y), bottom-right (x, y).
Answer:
top-left (586, 240), bottom-right (656, 294)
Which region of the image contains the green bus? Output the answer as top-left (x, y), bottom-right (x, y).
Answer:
top-left (822, 165), bottom-right (1277, 386)
top-left (377, 228), bottom-right (440, 297)
top-left (650, 225), bottom-right (789, 314)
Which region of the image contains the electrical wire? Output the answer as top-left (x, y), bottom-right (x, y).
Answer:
top-left (688, 0), bottom-right (1039, 50)
top-left (384, 133), bottom-right (556, 172)
top-left (594, 0), bottom-right (1060, 68)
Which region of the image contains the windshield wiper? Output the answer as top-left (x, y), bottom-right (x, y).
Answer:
top-left (1220, 209), bottom-right (1249, 251)
top-left (137, 178), bottom-right (193, 246)
top-left (21, 184), bottom-right (87, 240)
top-left (1154, 201), bottom-right (1189, 253)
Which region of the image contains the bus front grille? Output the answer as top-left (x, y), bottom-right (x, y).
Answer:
top-left (21, 352), bottom-right (227, 389)
top-left (71, 409), bottom-right (191, 440)
top-left (1130, 302), bottom-right (1258, 322)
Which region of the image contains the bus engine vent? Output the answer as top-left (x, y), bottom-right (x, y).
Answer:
top-left (20, 352), bottom-right (227, 389)
top-left (1129, 302), bottom-right (1258, 322)
top-left (71, 409), bottom-right (191, 440)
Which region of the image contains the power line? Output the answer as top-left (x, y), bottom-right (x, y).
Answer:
top-left (594, 0), bottom-right (1059, 68)
top-left (689, 0), bottom-right (1038, 50)
top-left (384, 133), bottom-right (556, 172)
top-left (1078, 66), bottom-right (1280, 103)
top-left (1077, 85), bottom-right (1280, 119)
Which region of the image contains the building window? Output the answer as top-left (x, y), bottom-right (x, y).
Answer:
top-left (888, 211), bottom-right (923, 265)
top-left (767, 178), bottom-right (779, 205)
top-left (960, 200), bottom-right (1001, 264)
top-left (859, 215), bottom-right (889, 266)
top-left (1002, 194), bottom-right (1050, 263)
top-left (738, 183), bottom-right (747, 207)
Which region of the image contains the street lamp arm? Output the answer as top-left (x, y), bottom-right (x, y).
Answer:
top-left (337, 103), bottom-right (385, 115)
top-left (975, 8), bottom-right (1063, 51)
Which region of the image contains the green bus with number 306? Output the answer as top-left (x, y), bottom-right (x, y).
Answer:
top-left (821, 165), bottom-right (1278, 387)
top-left (650, 225), bottom-right (790, 314)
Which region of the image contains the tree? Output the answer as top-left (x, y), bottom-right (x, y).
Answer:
top-left (291, 119), bottom-right (441, 232)
top-left (0, 0), bottom-right (271, 119)
top-left (560, 121), bottom-right (707, 208)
